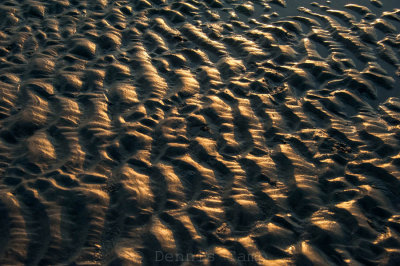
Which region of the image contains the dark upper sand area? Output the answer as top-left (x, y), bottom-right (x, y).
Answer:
top-left (0, 0), bottom-right (400, 265)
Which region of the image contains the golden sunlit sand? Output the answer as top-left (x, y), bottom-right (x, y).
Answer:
top-left (0, 0), bottom-right (400, 265)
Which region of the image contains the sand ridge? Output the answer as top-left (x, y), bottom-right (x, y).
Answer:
top-left (0, 0), bottom-right (400, 265)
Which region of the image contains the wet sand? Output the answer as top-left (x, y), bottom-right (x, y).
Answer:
top-left (1, 0), bottom-right (400, 265)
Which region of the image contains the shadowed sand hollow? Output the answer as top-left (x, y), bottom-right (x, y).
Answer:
top-left (1, 0), bottom-right (400, 265)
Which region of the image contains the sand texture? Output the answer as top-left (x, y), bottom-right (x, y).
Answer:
top-left (1, 0), bottom-right (400, 265)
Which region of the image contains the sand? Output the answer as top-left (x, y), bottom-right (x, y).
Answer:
top-left (0, 0), bottom-right (400, 265)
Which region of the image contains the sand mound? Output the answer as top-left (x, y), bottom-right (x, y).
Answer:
top-left (0, 0), bottom-right (400, 265)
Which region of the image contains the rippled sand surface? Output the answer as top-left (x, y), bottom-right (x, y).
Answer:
top-left (1, 0), bottom-right (400, 265)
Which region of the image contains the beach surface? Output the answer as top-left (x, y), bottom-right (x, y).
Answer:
top-left (1, 0), bottom-right (400, 265)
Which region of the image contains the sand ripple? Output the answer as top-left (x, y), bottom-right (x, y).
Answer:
top-left (0, 0), bottom-right (400, 265)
